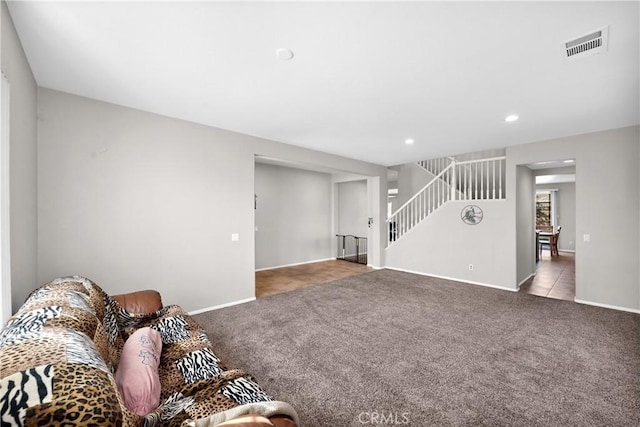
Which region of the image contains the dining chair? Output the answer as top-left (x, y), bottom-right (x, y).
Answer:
top-left (539, 234), bottom-right (551, 257)
top-left (538, 225), bottom-right (559, 257)
top-left (550, 226), bottom-right (562, 256)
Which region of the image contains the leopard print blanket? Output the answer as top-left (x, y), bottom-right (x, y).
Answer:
top-left (0, 276), bottom-right (298, 426)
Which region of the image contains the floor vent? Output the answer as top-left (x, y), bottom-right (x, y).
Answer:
top-left (563, 26), bottom-right (609, 61)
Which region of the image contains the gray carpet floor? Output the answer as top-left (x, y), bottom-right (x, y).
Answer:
top-left (193, 269), bottom-right (640, 426)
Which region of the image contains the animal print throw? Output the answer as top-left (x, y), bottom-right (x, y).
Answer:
top-left (0, 276), bottom-right (298, 426)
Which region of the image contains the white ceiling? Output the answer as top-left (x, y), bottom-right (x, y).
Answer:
top-left (7, 1), bottom-right (639, 167)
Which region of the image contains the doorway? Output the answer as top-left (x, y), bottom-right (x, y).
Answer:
top-left (518, 160), bottom-right (576, 301)
top-left (519, 252), bottom-right (575, 301)
top-left (253, 157), bottom-right (380, 298)
top-left (335, 179), bottom-right (368, 265)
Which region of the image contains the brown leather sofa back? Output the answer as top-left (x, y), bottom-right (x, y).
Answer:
top-left (112, 290), bottom-right (163, 314)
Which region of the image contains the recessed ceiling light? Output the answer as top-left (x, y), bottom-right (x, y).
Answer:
top-left (405, 139), bottom-right (414, 145)
top-left (505, 114), bottom-right (519, 122)
top-left (276, 48), bottom-right (294, 61)
top-left (564, 159), bottom-right (575, 163)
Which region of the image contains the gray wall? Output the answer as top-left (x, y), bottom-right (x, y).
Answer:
top-left (386, 200), bottom-right (514, 290)
top-left (507, 126), bottom-right (640, 311)
top-left (516, 166), bottom-right (535, 285)
top-left (536, 182), bottom-right (576, 252)
top-left (396, 162), bottom-right (433, 207)
top-left (337, 180), bottom-right (368, 237)
top-left (386, 126), bottom-right (639, 312)
top-left (254, 163), bottom-right (332, 270)
top-left (37, 89), bottom-right (387, 312)
top-left (1, 2), bottom-right (38, 312)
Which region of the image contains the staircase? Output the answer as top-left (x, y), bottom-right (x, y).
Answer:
top-left (387, 156), bottom-right (506, 246)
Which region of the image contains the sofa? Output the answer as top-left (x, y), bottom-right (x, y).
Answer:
top-left (0, 276), bottom-right (298, 426)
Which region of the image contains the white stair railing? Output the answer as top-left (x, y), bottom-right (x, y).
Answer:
top-left (417, 156), bottom-right (454, 177)
top-left (454, 156), bottom-right (505, 200)
top-left (387, 156), bottom-right (506, 246)
top-left (387, 163), bottom-right (454, 245)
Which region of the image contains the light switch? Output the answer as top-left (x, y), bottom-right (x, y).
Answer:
top-left (583, 234), bottom-right (590, 242)
top-left (231, 233), bottom-right (239, 241)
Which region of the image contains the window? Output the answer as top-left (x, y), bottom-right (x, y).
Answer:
top-left (536, 192), bottom-right (551, 228)
top-left (536, 190), bottom-right (558, 230)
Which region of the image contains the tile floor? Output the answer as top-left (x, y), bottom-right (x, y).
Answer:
top-left (256, 259), bottom-right (372, 298)
top-left (519, 251), bottom-right (575, 301)
top-left (259, 254), bottom-right (576, 302)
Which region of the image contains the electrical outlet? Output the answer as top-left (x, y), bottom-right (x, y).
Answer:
top-left (468, 264), bottom-right (474, 271)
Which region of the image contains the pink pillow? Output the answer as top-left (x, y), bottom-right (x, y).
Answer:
top-left (115, 327), bottom-right (162, 415)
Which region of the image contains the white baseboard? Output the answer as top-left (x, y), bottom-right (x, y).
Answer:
top-left (517, 273), bottom-right (535, 289)
top-left (574, 299), bottom-right (640, 314)
top-left (255, 257), bottom-right (334, 272)
top-left (188, 297), bottom-right (255, 315)
top-left (385, 267), bottom-right (518, 293)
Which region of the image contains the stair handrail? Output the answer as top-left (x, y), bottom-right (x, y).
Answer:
top-left (386, 155), bottom-right (507, 246)
top-left (417, 156), bottom-right (455, 176)
top-left (455, 156), bottom-right (506, 166)
top-left (387, 159), bottom-right (455, 221)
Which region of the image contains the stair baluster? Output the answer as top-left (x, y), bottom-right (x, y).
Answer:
top-left (387, 156), bottom-right (506, 246)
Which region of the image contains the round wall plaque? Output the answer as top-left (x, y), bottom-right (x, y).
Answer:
top-left (461, 205), bottom-right (483, 225)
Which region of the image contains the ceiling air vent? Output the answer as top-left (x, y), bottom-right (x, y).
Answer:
top-left (563, 26), bottom-right (609, 61)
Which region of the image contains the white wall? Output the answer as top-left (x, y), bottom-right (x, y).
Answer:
top-left (507, 126), bottom-right (640, 311)
top-left (254, 163), bottom-right (332, 270)
top-left (366, 176), bottom-right (384, 267)
top-left (386, 200), bottom-right (514, 290)
top-left (1, 2), bottom-right (38, 312)
top-left (516, 165), bottom-right (535, 286)
top-left (37, 89), bottom-right (387, 312)
top-left (337, 180), bottom-right (368, 237)
top-left (536, 182), bottom-right (576, 251)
